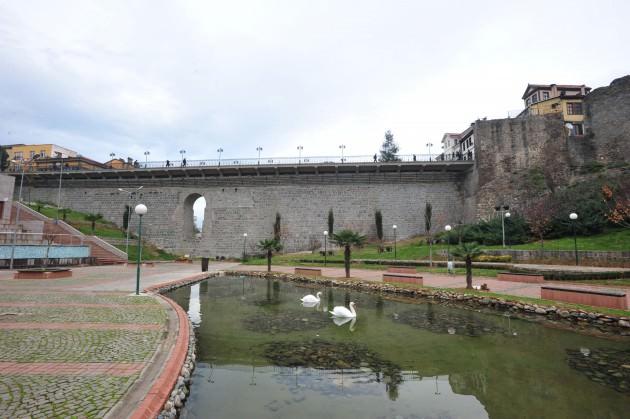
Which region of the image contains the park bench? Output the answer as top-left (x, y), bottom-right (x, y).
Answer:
top-left (497, 272), bottom-right (545, 283)
top-left (318, 250), bottom-right (334, 256)
top-left (541, 285), bottom-right (627, 310)
top-left (383, 272), bottom-right (423, 285)
top-left (295, 267), bottom-right (322, 277)
top-left (386, 266), bottom-right (417, 274)
top-left (14, 268), bottom-right (72, 280)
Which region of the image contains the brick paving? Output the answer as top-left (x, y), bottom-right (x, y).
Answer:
top-left (0, 262), bottom-right (237, 418)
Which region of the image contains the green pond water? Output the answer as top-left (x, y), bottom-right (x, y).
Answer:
top-left (166, 276), bottom-right (630, 419)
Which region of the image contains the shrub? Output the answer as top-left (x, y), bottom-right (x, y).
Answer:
top-left (473, 254), bottom-right (512, 262)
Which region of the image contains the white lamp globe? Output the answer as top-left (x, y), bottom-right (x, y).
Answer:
top-left (243, 233), bottom-right (248, 237)
top-left (445, 225), bottom-right (452, 231)
top-left (505, 212), bottom-right (511, 218)
top-left (134, 204), bottom-right (147, 215)
top-left (323, 230), bottom-right (328, 236)
top-left (569, 213), bottom-right (578, 220)
top-left (393, 225), bottom-right (397, 229)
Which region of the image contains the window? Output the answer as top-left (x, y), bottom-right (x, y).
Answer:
top-left (566, 102), bottom-right (583, 115)
top-left (526, 98), bottom-right (531, 106)
top-left (542, 91), bottom-right (549, 100)
top-left (569, 123), bottom-right (584, 136)
top-left (14, 152), bottom-right (23, 160)
top-left (30, 151), bottom-right (35, 159)
top-left (40, 150), bottom-right (46, 157)
top-left (532, 93), bottom-right (539, 103)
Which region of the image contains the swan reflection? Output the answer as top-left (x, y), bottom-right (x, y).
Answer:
top-left (332, 316), bottom-right (357, 332)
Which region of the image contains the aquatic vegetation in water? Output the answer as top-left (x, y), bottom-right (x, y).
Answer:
top-left (262, 339), bottom-right (403, 399)
top-left (394, 305), bottom-right (504, 337)
top-left (566, 348), bottom-right (630, 394)
top-left (242, 309), bottom-right (329, 333)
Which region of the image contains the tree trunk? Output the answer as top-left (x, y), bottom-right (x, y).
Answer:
top-left (465, 257), bottom-right (473, 289)
top-left (267, 250), bottom-right (272, 272)
top-left (91, 221), bottom-right (96, 232)
top-left (428, 239), bottom-right (433, 267)
top-left (344, 245), bottom-right (351, 278)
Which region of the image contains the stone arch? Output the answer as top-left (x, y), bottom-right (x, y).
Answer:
top-left (183, 193), bottom-right (206, 239)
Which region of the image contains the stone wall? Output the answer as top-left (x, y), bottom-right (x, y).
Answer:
top-left (22, 173), bottom-right (465, 258)
top-left (466, 74), bottom-right (630, 219)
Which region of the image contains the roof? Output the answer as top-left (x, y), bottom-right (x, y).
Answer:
top-left (521, 83), bottom-right (591, 99)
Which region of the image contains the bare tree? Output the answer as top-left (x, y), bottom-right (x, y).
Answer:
top-left (522, 195), bottom-right (555, 253)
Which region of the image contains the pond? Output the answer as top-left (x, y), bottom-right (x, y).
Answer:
top-left (166, 276), bottom-right (630, 419)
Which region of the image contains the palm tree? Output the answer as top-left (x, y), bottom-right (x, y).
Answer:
top-left (84, 213), bottom-right (103, 234)
top-left (331, 229), bottom-right (366, 278)
top-left (451, 242), bottom-right (484, 289)
top-left (257, 238), bottom-right (283, 272)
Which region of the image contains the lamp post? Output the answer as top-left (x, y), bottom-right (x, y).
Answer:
top-left (118, 186), bottom-right (143, 257)
top-left (570, 212), bottom-right (579, 266)
top-left (56, 152), bottom-right (63, 221)
top-left (144, 151), bottom-right (150, 167)
top-left (339, 144), bottom-right (346, 163)
top-left (179, 149), bottom-right (186, 166)
top-left (242, 233), bottom-right (248, 260)
top-left (297, 146), bottom-right (303, 164)
top-left (256, 147), bottom-right (263, 165)
top-left (323, 230), bottom-right (328, 267)
top-left (445, 225), bottom-right (452, 270)
top-left (392, 225), bottom-right (397, 260)
top-left (426, 142), bottom-right (433, 161)
top-left (217, 148), bottom-right (223, 166)
top-left (134, 204), bottom-right (147, 295)
top-left (495, 205), bottom-right (510, 248)
top-left (9, 154), bottom-right (39, 270)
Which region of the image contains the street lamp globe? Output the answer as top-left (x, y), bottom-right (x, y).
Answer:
top-left (323, 230), bottom-right (328, 236)
top-left (135, 204), bottom-right (148, 216)
top-left (569, 213), bottom-right (578, 220)
top-left (392, 225), bottom-right (397, 229)
top-left (505, 212), bottom-right (511, 218)
top-left (243, 233), bottom-right (248, 237)
top-left (445, 225), bottom-right (452, 231)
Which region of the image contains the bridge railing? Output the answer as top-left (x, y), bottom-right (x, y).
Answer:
top-left (5, 153), bottom-right (474, 173)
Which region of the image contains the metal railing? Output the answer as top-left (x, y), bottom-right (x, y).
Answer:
top-left (0, 231), bottom-right (85, 246)
top-left (5, 153), bottom-right (472, 173)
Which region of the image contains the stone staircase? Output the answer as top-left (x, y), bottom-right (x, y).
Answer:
top-left (10, 203), bottom-right (128, 265)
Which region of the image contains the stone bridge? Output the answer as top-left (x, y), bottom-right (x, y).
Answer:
top-left (12, 161), bottom-right (474, 258)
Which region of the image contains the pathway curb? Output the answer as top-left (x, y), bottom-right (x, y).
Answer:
top-left (129, 272), bottom-right (210, 419)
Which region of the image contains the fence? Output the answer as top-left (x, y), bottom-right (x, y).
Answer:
top-left (6, 153), bottom-right (470, 173)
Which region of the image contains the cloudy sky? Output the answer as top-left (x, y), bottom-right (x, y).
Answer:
top-left (1, 0), bottom-right (628, 163)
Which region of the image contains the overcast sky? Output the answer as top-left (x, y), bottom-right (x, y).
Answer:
top-left (1, 0), bottom-right (628, 163)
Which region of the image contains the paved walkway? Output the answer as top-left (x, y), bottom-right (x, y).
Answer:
top-left (234, 265), bottom-right (630, 305)
top-left (0, 262), bottom-right (236, 418)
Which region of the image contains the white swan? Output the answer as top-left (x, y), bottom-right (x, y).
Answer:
top-left (329, 302), bottom-right (357, 318)
top-left (301, 300), bottom-right (320, 309)
top-left (300, 291), bottom-right (322, 304)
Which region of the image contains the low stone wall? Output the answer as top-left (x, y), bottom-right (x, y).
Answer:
top-left (497, 272), bottom-right (544, 283)
top-left (295, 267), bottom-right (322, 276)
top-left (485, 249), bottom-right (630, 268)
top-left (386, 266), bottom-right (417, 274)
top-left (541, 286), bottom-right (627, 310)
top-left (383, 273), bottom-right (423, 285)
top-left (226, 271), bottom-right (630, 336)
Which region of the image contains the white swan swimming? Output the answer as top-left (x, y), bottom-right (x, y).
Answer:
top-left (301, 300), bottom-right (320, 309)
top-left (329, 302), bottom-right (357, 318)
top-left (300, 291), bottom-right (322, 304)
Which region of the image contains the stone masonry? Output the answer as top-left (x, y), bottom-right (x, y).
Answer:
top-left (20, 172), bottom-right (465, 258)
